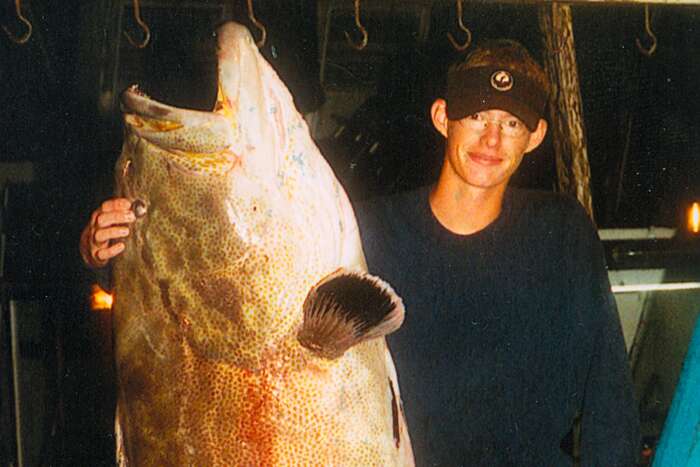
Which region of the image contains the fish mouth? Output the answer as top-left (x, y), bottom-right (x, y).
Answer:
top-left (119, 22), bottom-right (274, 176)
top-left (118, 26), bottom-right (258, 168)
top-left (120, 85), bottom-right (238, 171)
top-left (121, 86), bottom-right (224, 130)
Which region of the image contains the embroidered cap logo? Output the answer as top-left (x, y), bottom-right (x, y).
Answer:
top-left (490, 70), bottom-right (513, 92)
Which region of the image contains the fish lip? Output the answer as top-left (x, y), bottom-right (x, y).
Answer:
top-left (120, 86), bottom-right (173, 120)
top-left (127, 84), bottom-right (148, 98)
top-left (120, 85), bottom-right (153, 114)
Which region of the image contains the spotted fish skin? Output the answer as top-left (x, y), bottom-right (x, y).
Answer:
top-left (112, 22), bottom-right (413, 466)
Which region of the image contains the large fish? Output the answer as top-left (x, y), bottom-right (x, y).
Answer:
top-left (111, 21), bottom-right (414, 466)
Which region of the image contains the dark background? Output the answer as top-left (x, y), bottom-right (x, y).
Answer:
top-left (1, 1), bottom-right (698, 465)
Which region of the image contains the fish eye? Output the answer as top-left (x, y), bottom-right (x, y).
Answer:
top-left (132, 199), bottom-right (148, 218)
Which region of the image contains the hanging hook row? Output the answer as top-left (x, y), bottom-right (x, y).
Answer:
top-left (124, 0), bottom-right (151, 49)
top-left (246, 0), bottom-right (266, 47)
top-left (344, 0), bottom-right (368, 51)
top-left (447, 0), bottom-right (471, 52)
top-left (3, 0), bottom-right (32, 44)
top-left (635, 4), bottom-right (657, 57)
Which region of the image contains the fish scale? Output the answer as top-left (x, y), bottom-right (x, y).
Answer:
top-left (112, 21), bottom-right (413, 466)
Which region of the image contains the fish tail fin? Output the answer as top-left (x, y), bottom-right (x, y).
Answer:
top-left (297, 269), bottom-right (405, 360)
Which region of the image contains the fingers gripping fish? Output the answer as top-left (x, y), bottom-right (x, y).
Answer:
top-left (111, 21), bottom-right (414, 466)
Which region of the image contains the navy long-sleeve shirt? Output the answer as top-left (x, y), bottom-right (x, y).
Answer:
top-left (356, 185), bottom-right (640, 466)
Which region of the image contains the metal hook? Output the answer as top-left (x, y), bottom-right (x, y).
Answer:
top-left (2, 0), bottom-right (32, 44)
top-left (246, 0), bottom-right (267, 47)
top-left (447, 0), bottom-right (471, 52)
top-left (635, 4), bottom-right (657, 57)
top-left (344, 0), bottom-right (368, 51)
top-left (124, 0), bottom-right (151, 49)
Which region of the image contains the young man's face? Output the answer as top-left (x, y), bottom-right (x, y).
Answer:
top-left (431, 100), bottom-right (547, 194)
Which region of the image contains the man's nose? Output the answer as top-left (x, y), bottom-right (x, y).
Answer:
top-left (481, 121), bottom-right (502, 146)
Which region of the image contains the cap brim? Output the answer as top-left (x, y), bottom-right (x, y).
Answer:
top-left (446, 91), bottom-right (542, 131)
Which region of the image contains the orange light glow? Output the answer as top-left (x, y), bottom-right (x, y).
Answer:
top-left (689, 202), bottom-right (700, 235)
top-left (90, 284), bottom-right (114, 311)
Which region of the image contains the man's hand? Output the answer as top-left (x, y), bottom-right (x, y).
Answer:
top-left (80, 198), bottom-right (135, 268)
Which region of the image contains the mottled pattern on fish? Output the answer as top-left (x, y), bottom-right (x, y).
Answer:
top-left (112, 22), bottom-right (413, 466)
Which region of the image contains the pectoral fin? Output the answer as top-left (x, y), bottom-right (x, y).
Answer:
top-left (297, 269), bottom-right (405, 360)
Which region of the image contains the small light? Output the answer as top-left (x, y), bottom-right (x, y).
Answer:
top-left (90, 284), bottom-right (114, 311)
top-left (688, 202), bottom-right (700, 235)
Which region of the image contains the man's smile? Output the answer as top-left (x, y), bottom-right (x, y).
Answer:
top-left (467, 151), bottom-right (503, 166)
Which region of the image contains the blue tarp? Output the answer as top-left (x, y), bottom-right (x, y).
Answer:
top-left (653, 316), bottom-right (700, 466)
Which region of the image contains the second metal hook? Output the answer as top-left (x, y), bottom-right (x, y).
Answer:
top-left (635, 4), bottom-right (657, 57)
top-left (124, 0), bottom-right (151, 49)
top-left (447, 0), bottom-right (471, 52)
top-left (344, 0), bottom-right (368, 51)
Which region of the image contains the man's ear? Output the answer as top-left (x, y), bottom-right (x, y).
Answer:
top-left (431, 98), bottom-right (449, 138)
top-left (524, 118), bottom-right (548, 154)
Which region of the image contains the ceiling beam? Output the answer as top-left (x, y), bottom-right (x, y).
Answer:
top-left (502, 0), bottom-right (699, 4)
top-left (433, 0), bottom-right (700, 6)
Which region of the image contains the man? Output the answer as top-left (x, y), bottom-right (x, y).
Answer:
top-left (354, 39), bottom-right (640, 465)
top-left (81, 39), bottom-right (640, 466)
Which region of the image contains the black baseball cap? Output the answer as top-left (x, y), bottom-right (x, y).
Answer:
top-left (446, 65), bottom-right (548, 131)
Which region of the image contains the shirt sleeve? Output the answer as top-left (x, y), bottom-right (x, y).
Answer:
top-left (565, 200), bottom-right (641, 466)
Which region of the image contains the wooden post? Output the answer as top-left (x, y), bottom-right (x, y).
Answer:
top-left (538, 3), bottom-right (595, 221)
